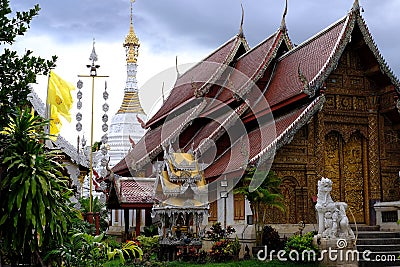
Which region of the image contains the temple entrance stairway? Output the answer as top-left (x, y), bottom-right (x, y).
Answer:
top-left (354, 225), bottom-right (400, 267)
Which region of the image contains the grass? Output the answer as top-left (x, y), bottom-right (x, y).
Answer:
top-left (164, 259), bottom-right (320, 267)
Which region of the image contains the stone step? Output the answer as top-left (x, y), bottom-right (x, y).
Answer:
top-left (351, 224), bottom-right (380, 232)
top-left (359, 261), bottom-right (400, 267)
top-left (357, 244), bottom-right (400, 252)
top-left (358, 251), bottom-right (400, 267)
top-left (356, 231), bottom-right (400, 239)
top-left (357, 238), bottom-right (400, 245)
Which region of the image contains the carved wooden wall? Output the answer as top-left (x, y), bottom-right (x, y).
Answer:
top-left (268, 45), bottom-right (400, 225)
top-left (324, 131), bottom-right (366, 223)
top-left (382, 118), bottom-right (400, 201)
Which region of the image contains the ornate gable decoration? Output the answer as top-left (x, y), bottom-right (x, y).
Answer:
top-left (354, 14), bottom-right (400, 92)
top-left (302, 4), bottom-right (400, 97)
top-left (153, 145), bottom-right (207, 200)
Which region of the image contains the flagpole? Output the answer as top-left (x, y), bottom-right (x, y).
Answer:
top-left (45, 70), bottom-right (53, 146)
top-left (78, 40), bottom-right (108, 213)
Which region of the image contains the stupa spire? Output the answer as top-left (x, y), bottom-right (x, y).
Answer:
top-left (107, 0), bottom-right (146, 167)
top-left (124, 0), bottom-right (140, 63)
top-left (118, 0), bottom-right (145, 114)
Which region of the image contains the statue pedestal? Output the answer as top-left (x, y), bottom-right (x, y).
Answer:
top-left (313, 236), bottom-right (358, 267)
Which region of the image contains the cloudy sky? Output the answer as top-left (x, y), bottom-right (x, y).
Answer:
top-left (7, 0), bottom-right (400, 145)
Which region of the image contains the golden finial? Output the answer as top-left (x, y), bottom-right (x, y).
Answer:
top-left (124, 0), bottom-right (140, 63)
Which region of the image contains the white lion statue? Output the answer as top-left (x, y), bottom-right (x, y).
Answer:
top-left (315, 178), bottom-right (355, 239)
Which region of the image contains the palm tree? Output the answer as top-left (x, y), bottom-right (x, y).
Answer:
top-left (234, 167), bottom-right (284, 245)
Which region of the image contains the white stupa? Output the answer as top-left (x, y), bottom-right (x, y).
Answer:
top-left (108, 1), bottom-right (146, 167)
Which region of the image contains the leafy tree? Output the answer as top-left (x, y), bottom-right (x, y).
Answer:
top-left (234, 167), bottom-right (285, 245)
top-left (0, 0), bottom-right (56, 130)
top-left (0, 109), bottom-right (80, 265)
top-left (0, 2), bottom-right (63, 264)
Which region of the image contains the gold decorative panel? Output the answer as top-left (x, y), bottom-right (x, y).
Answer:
top-left (368, 113), bottom-right (381, 199)
top-left (382, 174), bottom-right (400, 202)
top-left (353, 97), bottom-right (366, 111)
top-left (281, 178), bottom-right (298, 224)
top-left (343, 133), bottom-right (365, 222)
top-left (324, 132), bottom-right (341, 201)
top-left (349, 76), bottom-right (364, 89)
top-left (326, 74), bottom-right (343, 88)
top-left (324, 131), bottom-right (366, 223)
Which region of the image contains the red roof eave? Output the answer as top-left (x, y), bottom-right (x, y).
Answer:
top-left (242, 92), bottom-right (308, 124)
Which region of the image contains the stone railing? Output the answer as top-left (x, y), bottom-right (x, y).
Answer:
top-left (374, 201), bottom-right (400, 231)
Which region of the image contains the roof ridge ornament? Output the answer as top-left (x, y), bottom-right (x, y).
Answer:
top-left (351, 0), bottom-right (361, 13)
top-left (280, 0), bottom-right (288, 30)
top-left (175, 56), bottom-right (181, 78)
top-left (298, 63), bottom-right (313, 96)
top-left (161, 81), bottom-right (165, 103)
top-left (238, 3), bottom-right (244, 37)
top-left (89, 38), bottom-right (98, 64)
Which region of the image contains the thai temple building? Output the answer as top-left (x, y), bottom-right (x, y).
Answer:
top-left (107, 0), bottom-right (400, 251)
top-left (107, 1), bottom-right (147, 168)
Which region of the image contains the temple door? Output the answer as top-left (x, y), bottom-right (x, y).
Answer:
top-left (324, 131), bottom-right (366, 223)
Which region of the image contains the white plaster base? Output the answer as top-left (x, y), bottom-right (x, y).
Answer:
top-left (313, 237), bottom-right (358, 267)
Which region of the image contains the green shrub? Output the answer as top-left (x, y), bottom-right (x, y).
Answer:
top-left (284, 232), bottom-right (318, 262)
top-left (141, 225), bottom-right (159, 237)
top-left (205, 222), bottom-right (240, 262)
top-left (261, 225), bottom-right (285, 251)
top-left (206, 222), bottom-right (236, 242)
top-left (105, 240), bottom-right (143, 266)
top-left (137, 235), bottom-right (159, 261)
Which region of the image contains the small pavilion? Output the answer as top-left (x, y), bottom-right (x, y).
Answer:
top-left (152, 145), bottom-right (209, 254)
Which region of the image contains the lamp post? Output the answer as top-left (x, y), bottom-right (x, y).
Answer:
top-left (220, 190), bottom-right (228, 229)
top-left (78, 40), bottom-right (109, 212)
top-left (220, 177), bottom-right (228, 229)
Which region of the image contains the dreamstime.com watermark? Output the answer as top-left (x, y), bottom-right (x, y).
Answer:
top-left (257, 239), bottom-right (397, 263)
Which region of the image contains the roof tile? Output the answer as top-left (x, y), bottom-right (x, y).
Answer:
top-left (266, 19), bottom-right (346, 107)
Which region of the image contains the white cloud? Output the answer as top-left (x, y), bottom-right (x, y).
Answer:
top-left (7, 0), bottom-right (400, 148)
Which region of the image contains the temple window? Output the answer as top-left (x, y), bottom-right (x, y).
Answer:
top-left (234, 193), bottom-right (245, 220)
top-left (114, 209), bottom-right (119, 222)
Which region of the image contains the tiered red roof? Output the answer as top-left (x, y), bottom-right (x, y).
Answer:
top-left (145, 34), bottom-right (249, 128)
top-left (113, 2), bottom-right (400, 186)
top-left (109, 177), bottom-right (155, 208)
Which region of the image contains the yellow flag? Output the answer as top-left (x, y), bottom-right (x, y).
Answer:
top-left (49, 105), bottom-right (62, 141)
top-left (47, 70), bottom-right (75, 122)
